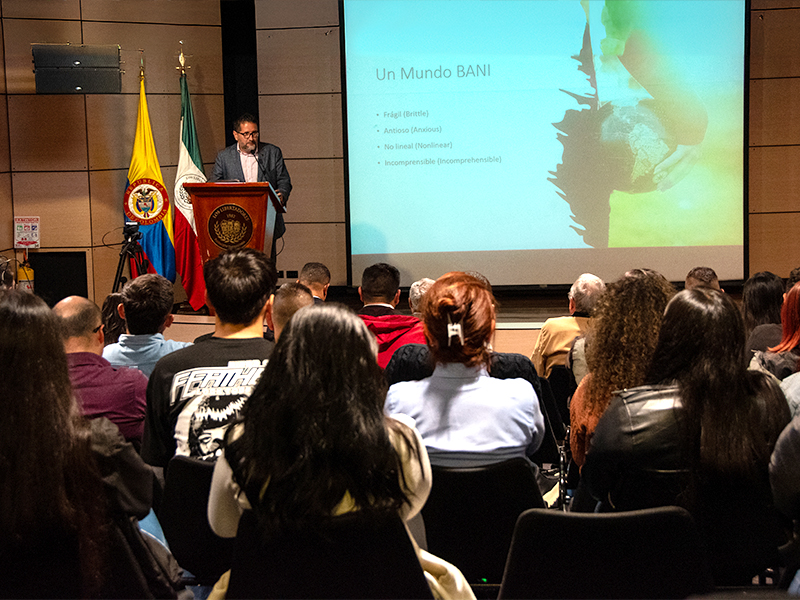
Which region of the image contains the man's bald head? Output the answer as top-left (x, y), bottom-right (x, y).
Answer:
top-left (53, 296), bottom-right (103, 353)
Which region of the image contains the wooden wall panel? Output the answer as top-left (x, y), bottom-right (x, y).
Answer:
top-left (81, 0), bottom-right (220, 26)
top-left (0, 173), bottom-right (12, 251)
top-left (260, 93), bottom-right (343, 159)
top-left (749, 146), bottom-right (800, 214)
top-left (282, 158), bottom-right (345, 223)
top-left (750, 78), bottom-right (800, 147)
top-left (2, 0), bottom-right (81, 20)
top-left (256, 28), bottom-right (340, 94)
top-left (752, 0), bottom-right (800, 9)
top-left (4, 18), bottom-right (83, 93)
top-left (91, 243), bottom-right (125, 301)
top-left (255, 0), bottom-right (338, 29)
top-left (88, 168), bottom-right (127, 246)
top-left (750, 8), bottom-right (800, 79)
top-left (278, 222), bottom-right (347, 286)
top-left (82, 22), bottom-right (223, 95)
top-left (0, 95), bottom-right (10, 172)
top-left (749, 213), bottom-right (800, 276)
top-left (12, 171), bottom-right (91, 247)
top-left (8, 94), bottom-right (87, 171)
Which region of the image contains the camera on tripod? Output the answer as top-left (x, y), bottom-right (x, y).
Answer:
top-left (123, 221), bottom-right (142, 244)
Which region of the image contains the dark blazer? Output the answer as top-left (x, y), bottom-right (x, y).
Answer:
top-left (210, 142), bottom-right (292, 238)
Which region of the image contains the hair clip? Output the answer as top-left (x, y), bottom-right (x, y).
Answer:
top-left (447, 313), bottom-right (464, 347)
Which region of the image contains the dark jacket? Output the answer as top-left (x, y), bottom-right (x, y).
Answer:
top-left (582, 383), bottom-right (789, 585)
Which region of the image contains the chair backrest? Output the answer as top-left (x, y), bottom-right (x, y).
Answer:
top-left (158, 455), bottom-right (234, 584)
top-left (547, 364), bottom-right (577, 426)
top-left (498, 507), bottom-right (714, 599)
top-left (226, 510), bottom-right (433, 599)
top-left (421, 457), bottom-right (545, 584)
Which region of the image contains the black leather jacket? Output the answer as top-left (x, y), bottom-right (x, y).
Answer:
top-left (583, 383), bottom-right (788, 585)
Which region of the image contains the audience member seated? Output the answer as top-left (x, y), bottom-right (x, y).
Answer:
top-left (142, 248), bottom-right (277, 468)
top-left (742, 271), bottom-right (784, 356)
top-left (358, 262), bottom-right (425, 368)
top-left (570, 269), bottom-right (674, 469)
top-left (684, 265), bottom-right (722, 291)
top-left (751, 281), bottom-right (800, 381)
top-left (531, 273), bottom-right (604, 379)
top-left (582, 288), bottom-right (790, 585)
top-left (1, 289), bottom-right (157, 598)
top-left (297, 261), bottom-right (330, 304)
top-left (102, 274), bottom-right (191, 377)
top-left (101, 291), bottom-right (126, 346)
top-left (409, 277), bottom-right (435, 319)
top-left (788, 267), bottom-right (800, 293)
top-left (266, 282), bottom-right (314, 340)
top-left (53, 295), bottom-right (148, 448)
top-left (385, 272), bottom-right (545, 467)
top-left (208, 304), bottom-right (471, 598)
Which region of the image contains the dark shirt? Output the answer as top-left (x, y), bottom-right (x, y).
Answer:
top-left (359, 304), bottom-right (398, 317)
top-left (67, 352), bottom-right (148, 446)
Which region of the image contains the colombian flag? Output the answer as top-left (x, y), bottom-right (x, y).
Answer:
top-left (123, 73), bottom-right (176, 281)
top-left (173, 72), bottom-right (207, 310)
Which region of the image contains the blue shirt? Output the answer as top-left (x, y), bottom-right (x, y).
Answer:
top-left (385, 362), bottom-right (545, 467)
top-left (103, 333), bottom-right (192, 378)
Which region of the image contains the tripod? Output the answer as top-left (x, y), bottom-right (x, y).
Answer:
top-left (112, 228), bottom-right (149, 293)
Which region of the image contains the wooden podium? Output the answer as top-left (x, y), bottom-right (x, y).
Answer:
top-left (182, 182), bottom-right (285, 262)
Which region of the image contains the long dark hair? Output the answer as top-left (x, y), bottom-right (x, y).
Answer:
top-left (229, 303), bottom-right (420, 534)
top-left (742, 271), bottom-right (784, 334)
top-left (0, 289), bottom-right (108, 595)
top-left (646, 288), bottom-right (788, 478)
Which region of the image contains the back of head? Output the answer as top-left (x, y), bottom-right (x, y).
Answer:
top-left (0, 289), bottom-right (103, 554)
top-left (100, 292), bottom-right (126, 345)
top-left (423, 272), bottom-right (495, 368)
top-left (788, 267), bottom-right (800, 293)
top-left (773, 281), bottom-right (800, 353)
top-left (647, 288), bottom-right (782, 478)
top-left (204, 248), bottom-right (277, 325)
top-left (742, 271), bottom-right (783, 332)
top-left (272, 282), bottom-right (314, 333)
top-left (361, 263), bottom-right (400, 303)
top-left (587, 269), bottom-right (675, 405)
top-left (52, 295), bottom-right (102, 341)
top-left (409, 277), bottom-right (435, 313)
top-left (569, 273), bottom-right (606, 314)
top-left (236, 304), bottom-right (409, 531)
top-left (1, 289), bottom-right (73, 417)
top-left (120, 274), bottom-right (174, 335)
top-left (685, 266), bottom-right (720, 291)
top-left (298, 262), bottom-right (331, 287)
top-left (648, 288), bottom-right (745, 385)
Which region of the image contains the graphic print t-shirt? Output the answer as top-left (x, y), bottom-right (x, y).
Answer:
top-left (142, 337), bottom-right (273, 467)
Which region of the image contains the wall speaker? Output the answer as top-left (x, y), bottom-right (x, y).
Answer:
top-left (32, 44), bottom-right (121, 94)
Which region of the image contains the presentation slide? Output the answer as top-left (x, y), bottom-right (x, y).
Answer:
top-left (342, 0), bottom-right (746, 286)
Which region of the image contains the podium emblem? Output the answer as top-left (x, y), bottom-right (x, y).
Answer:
top-left (208, 204), bottom-right (254, 249)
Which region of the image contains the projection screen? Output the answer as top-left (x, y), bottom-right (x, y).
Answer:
top-left (341, 0), bottom-right (746, 286)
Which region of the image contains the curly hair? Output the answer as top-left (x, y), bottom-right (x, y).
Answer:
top-left (585, 268), bottom-right (675, 420)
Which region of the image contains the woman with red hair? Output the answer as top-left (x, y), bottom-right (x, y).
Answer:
top-left (385, 272), bottom-right (545, 467)
top-left (751, 281), bottom-right (800, 380)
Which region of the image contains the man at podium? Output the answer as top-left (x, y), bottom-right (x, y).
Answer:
top-left (210, 112), bottom-right (292, 244)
